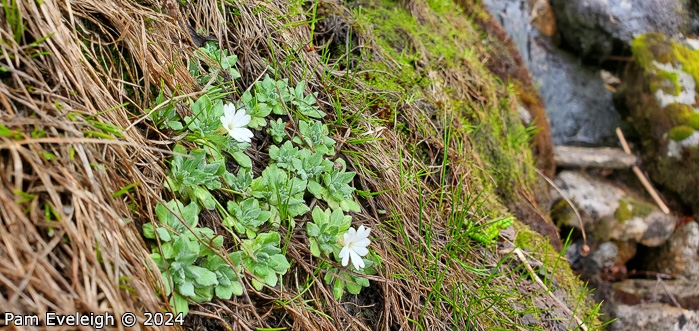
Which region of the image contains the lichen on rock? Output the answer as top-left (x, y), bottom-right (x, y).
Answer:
top-left (622, 32), bottom-right (699, 212)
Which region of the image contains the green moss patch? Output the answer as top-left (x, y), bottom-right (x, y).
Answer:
top-left (688, 113), bottom-right (699, 130)
top-left (669, 125), bottom-right (695, 141)
top-left (614, 200), bottom-right (632, 222)
top-left (665, 102), bottom-right (696, 124)
top-left (614, 199), bottom-right (655, 223)
top-left (632, 33), bottom-right (699, 95)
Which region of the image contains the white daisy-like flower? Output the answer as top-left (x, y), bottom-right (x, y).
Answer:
top-left (339, 225), bottom-right (371, 270)
top-left (220, 103), bottom-right (253, 143)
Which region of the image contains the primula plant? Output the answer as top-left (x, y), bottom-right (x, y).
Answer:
top-left (307, 158), bottom-right (361, 212)
top-left (232, 232), bottom-right (290, 291)
top-left (306, 207), bottom-right (352, 257)
top-left (143, 199), bottom-right (241, 316)
top-left (143, 43), bottom-right (378, 316)
top-left (164, 145), bottom-right (224, 210)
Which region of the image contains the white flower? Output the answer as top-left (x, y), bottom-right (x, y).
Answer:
top-left (220, 103), bottom-right (253, 143)
top-left (339, 225), bottom-right (371, 270)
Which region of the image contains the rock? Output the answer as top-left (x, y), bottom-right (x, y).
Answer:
top-left (554, 146), bottom-right (636, 169)
top-left (572, 239), bottom-right (636, 280)
top-left (621, 33), bottom-right (699, 212)
top-left (550, 171), bottom-right (677, 247)
top-left (484, 0), bottom-right (622, 146)
top-left (613, 278), bottom-right (699, 309)
top-left (612, 303), bottom-right (699, 331)
top-left (647, 222), bottom-right (699, 280)
top-left (549, 0), bottom-right (695, 59)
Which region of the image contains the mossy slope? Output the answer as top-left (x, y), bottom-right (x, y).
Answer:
top-left (321, 0), bottom-right (604, 329)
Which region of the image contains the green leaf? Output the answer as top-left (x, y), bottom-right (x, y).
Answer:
top-left (193, 186), bottom-right (216, 210)
top-left (306, 222), bottom-right (320, 237)
top-left (162, 242), bottom-right (176, 259)
top-left (143, 223), bottom-right (156, 239)
top-left (178, 281), bottom-right (195, 297)
top-left (156, 227), bottom-right (172, 241)
top-left (192, 285), bottom-right (214, 302)
top-left (251, 278), bottom-right (264, 291)
top-left (345, 279), bottom-right (363, 294)
top-left (231, 151), bottom-right (252, 168)
top-left (268, 254), bottom-right (290, 273)
top-left (161, 271), bottom-right (172, 296)
top-left (186, 265), bottom-right (219, 287)
top-left (339, 199), bottom-right (361, 213)
top-left (286, 203), bottom-right (310, 218)
top-left (333, 279), bottom-right (345, 299)
top-left (150, 253), bottom-right (167, 270)
top-left (230, 280), bottom-right (243, 296)
top-left (310, 241), bottom-right (321, 257)
top-left (215, 283), bottom-right (235, 300)
top-left (307, 180), bottom-right (323, 197)
top-left (263, 270), bottom-right (278, 287)
top-left (170, 293), bottom-right (189, 316)
top-left (168, 121), bottom-right (184, 130)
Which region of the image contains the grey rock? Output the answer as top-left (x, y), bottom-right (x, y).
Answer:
top-left (554, 146), bottom-right (636, 169)
top-left (484, 0), bottom-right (622, 146)
top-left (578, 239), bottom-right (636, 276)
top-left (590, 241), bottom-right (620, 271)
top-left (550, 0), bottom-right (693, 59)
top-left (551, 171), bottom-right (677, 247)
top-left (612, 303), bottom-right (699, 331)
top-left (613, 278), bottom-right (699, 305)
top-left (647, 222), bottom-right (699, 281)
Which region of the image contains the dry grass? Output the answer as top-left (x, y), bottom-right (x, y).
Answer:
top-left (1, 0), bottom-right (599, 330)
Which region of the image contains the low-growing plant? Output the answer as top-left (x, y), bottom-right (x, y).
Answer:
top-left (250, 165), bottom-right (310, 221)
top-left (191, 41), bottom-right (241, 85)
top-left (323, 259), bottom-right (377, 299)
top-left (149, 86), bottom-right (182, 131)
top-left (289, 80), bottom-right (325, 118)
top-left (292, 119), bottom-right (336, 156)
top-left (144, 43), bottom-right (380, 317)
top-left (164, 145), bottom-right (225, 210)
top-left (307, 158), bottom-right (361, 212)
top-left (223, 167), bottom-right (253, 196)
top-left (225, 197), bottom-right (271, 238)
top-left (143, 199), bottom-right (240, 316)
top-left (306, 207), bottom-right (352, 257)
top-left (231, 232), bottom-right (291, 291)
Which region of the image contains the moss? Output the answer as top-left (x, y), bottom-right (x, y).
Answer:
top-left (513, 221), bottom-right (602, 323)
top-left (632, 33), bottom-right (678, 68)
top-left (631, 33), bottom-right (699, 96)
top-left (649, 70), bottom-right (682, 95)
top-left (614, 200), bottom-right (632, 222)
top-left (665, 102), bottom-right (696, 125)
top-left (669, 125), bottom-right (695, 141)
top-left (688, 113), bottom-right (699, 130)
top-left (351, 2), bottom-right (602, 327)
top-left (357, 0), bottom-right (539, 203)
top-left (629, 200), bottom-right (654, 218)
top-left (614, 198), bottom-right (656, 223)
top-left (514, 223), bottom-right (540, 251)
top-left (550, 199), bottom-right (573, 227)
top-left (634, 32), bottom-right (699, 95)
top-left (673, 40), bottom-right (699, 93)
